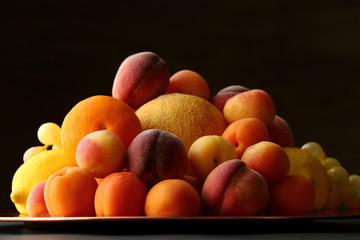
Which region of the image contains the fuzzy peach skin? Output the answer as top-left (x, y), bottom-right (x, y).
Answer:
top-left (44, 166), bottom-right (98, 217)
top-left (211, 85), bottom-right (249, 112)
top-left (202, 159), bottom-right (269, 216)
top-left (95, 172), bottom-right (147, 216)
top-left (223, 89), bottom-right (276, 126)
top-left (241, 141), bottom-right (290, 185)
top-left (267, 115), bottom-right (294, 147)
top-left (126, 129), bottom-right (188, 188)
top-left (76, 130), bottom-right (126, 178)
top-left (112, 51), bottom-right (169, 110)
top-left (26, 181), bottom-right (50, 217)
top-left (166, 70), bottom-right (210, 100)
top-left (222, 118), bottom-right (270, 159)
top-left (144, 179), bottom-right (201, 217)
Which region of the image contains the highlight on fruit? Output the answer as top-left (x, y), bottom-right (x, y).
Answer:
top-left (11, 51), bottom-right (360, 218)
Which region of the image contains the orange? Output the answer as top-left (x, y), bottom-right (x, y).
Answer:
top-left (61, 95), bottom-right (142, 159)
top-left (135, 93), bottom-right (227, 152)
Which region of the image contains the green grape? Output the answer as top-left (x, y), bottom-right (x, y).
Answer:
top-left (37, 122), bottom-right (61, 146)
top-left (327, 166), bottom-right (349, 191)
top-left (322, 157), bottom-right (341, 171)
top-left (342, 175), bottom-right (360, 209)
top-left (301, 141), bottom-right (325, 162)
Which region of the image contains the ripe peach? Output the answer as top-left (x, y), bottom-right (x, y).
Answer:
top-left (95, 172), bottom-right (147, 216)
top-left (241, 141), bottom-right (290, 185)
top-left (223, 89), bottom-right (276, 126)
top-left (222, 118), bottom-right (270, 159)
top-left (267, 175), bottom-right (315, 216)
top-left (211, 85), bottom-right (249, 112)
top-left (112, 51), bottom-right (169, 109)
top-left (26, 181), bottom-right (50, 217)
top-left (188, 135), bottom-right (237, 182)
top-left (126, 129), bottom-right (188, 188)
top-left (23, 146), bottom-right (46, 162)
top-left (145, 179), bottom-right (201, 217)
top-left (76, 130), bottom-right (126, 178)
top-left (267, 115), bottom-right (294, 147)
top-left (166, 70), bottom-right (210, 100)
top-left (44, 166), bottom-right (98, 217)
top-left (202, 159), bottom-right (269, 216)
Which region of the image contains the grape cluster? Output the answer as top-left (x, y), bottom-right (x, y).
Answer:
top-left (301, 142), bottom-right (360, 209)
top-left (23, 122), bottom-right (61, 162)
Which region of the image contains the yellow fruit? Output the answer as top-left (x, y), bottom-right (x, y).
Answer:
top-left (283, 147), bottom-right (330, 211)
top-left (135, 93), bottom-right (227, 152)
top-left (10, 149), bottom-right (77, 215)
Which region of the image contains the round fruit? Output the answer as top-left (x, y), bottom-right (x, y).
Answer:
top-left (135, 93), bottom-right (227, 152)
top-left (37, 122), bottom-right (61, 147)
top-left (283, 147), bottom-right (330, 211)
top-left (10, 149), bottom-right (77, 215)
top-left (61, 95), bottom-right (142, 159)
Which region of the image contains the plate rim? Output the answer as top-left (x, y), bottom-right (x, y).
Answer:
top-left (0, 209), bottom-right (360, 223)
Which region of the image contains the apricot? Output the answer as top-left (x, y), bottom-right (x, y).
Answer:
top-left (95, 172), bottom-right (147, 216)
top-left (202, 159), bottom-right (269, 216)
top-left (112, 51), bottom-right (169, 109)
top-left (267, 175), bottom-right (315, 216)
top-left (26, 181), bottom-right (50, 217)
top-left (222, 118), bottom-right (270, 159)
top-left (241, 141), bottom-right (290, 185)
top-left (44, 166), bottom-right (98, 217)
top-left (76, 130), bottom-right (126, 178)
top-left (166, 70), bottom-right (210, 100)
top-left (126, 129), bottom-right (188, 188)
top-left (267, 115), bottom-right (294, 147)
top-left (188, 135), bottom-right (237, 182)
top-left (223, 89), bottom-right (276, 126)
top-left (144, 179), bottom-right (201, 217)
top-left (211, 85), bottom-right (249, 112)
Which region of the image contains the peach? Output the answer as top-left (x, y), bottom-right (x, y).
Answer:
top-left (44, 166), bottom-right (98, 217)
top-left (126, 129), bottom-right (188, 188)
top-left (23, 146), bottom-right (46, 162)
top-left (211, 85), bottom-right (249, 112)
top-left (188, 135), bottom-right (237, 182)
top-left (26, 181), bottom-right (50, 217)
top-left (144, 179), bottom-right (201, 217)
top-left (223, 89), bottom-right (276, 126)
top-left (95, 172), bottom-right (147, 216)
top-left (241, 141), bottom-right (290, 185)
top-left (267, 175), bottom-right (315, 216)
top-left (267, 115), bottom-right (294, 147)
top-left (112, 51), bottom-right (169, 109)
top-left (166, 70), bottom-right (210, 100)
top-left (202, 159), bottom-right (269, 216)
top-left (76, 130), bottom-right (126, 178)
top-left (222, 118), bottom-right (270, 159)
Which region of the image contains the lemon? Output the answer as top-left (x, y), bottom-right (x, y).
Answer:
top-left (283, 147), bottom-right (329, 211)
top-left (10, 149), bottom-right (77, 215)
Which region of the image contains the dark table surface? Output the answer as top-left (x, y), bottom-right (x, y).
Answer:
top-left (1, 217), bottom-right (360, 240)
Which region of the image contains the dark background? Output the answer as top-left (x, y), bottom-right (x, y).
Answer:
top-left (1, 0), bottom-right (360, 211)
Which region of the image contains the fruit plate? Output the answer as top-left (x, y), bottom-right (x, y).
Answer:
top-left (0, 208), bottom-right (360, 233)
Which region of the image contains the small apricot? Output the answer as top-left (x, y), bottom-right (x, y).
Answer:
top-left (145, 179), bottom-right (201, 217)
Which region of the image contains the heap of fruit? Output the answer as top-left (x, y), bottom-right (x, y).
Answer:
top-left (11, 51), bottom-right (360, 218)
